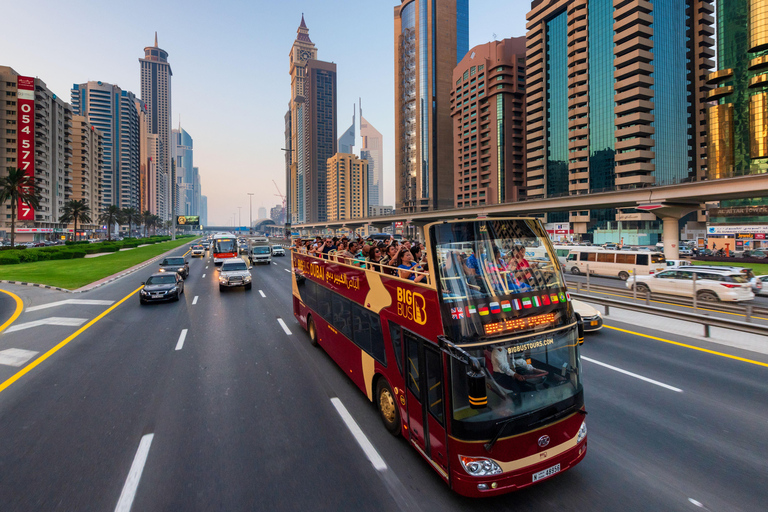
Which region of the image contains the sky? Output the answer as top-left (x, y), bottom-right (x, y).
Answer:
top-left (1, 0), bottom-right (529, 226)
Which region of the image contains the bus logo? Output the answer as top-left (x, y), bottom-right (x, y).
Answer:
top-left (538, 435), bottom-right (550, 448)
top-left (396, 287), bottom-right (427, 325)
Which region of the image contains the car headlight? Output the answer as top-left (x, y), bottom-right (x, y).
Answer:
top-left (140, 290), bottom-right (149, 296)
top-left (577, 421), bottom-right (587, 443)
top-left (158, 268), bottom-right (166, 272)
top-left (219, 276), bottom-right (227, 283)
top-left (244, 275), bottom-right (252, 282)
top-left (459, 456), bottom-right (502, 476)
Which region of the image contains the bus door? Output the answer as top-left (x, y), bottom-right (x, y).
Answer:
top-left (403, 330), bottom-right (449, 476)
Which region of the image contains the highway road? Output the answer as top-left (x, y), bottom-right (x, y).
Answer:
top-left (0, 242), bottom-right (766, 511)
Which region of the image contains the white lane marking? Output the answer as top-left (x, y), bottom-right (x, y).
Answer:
top-left (272, 262), bottom-right (277, 265)
top-left (27, 299), bottom-right (114, 312)
top-left (175, 329), bottom-right (188, 351)
top-left (259, 290), bottom-right (266, 298)
top-left (114, 433), bottom-right (154, 512)
top-left (331, 398), bottom-right (387, 471)
top-left (0, 348), bottom-right (39, 367)
top-left (202, 274), bottom-right (206, 278)
top-left (5, 317), bottom-right (88, 333)
top-left (581, 356), bottom-right (683, 393)
top-left (192, 296), bottom-right (199, 305)
top-left (277, 318), bottom-right (292, 335)
top-left (206, 266), bottom-right (208, 269)
top-left (284, 269), bottom-right (291, 273)
top-left (688, 498), bottom-right (706, 509)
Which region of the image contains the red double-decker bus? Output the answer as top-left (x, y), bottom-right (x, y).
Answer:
top-left (291, 218), bottom-right (586, 497)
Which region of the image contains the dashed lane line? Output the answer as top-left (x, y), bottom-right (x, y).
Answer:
top-left (175, 329), bottom-right (188, 351)
top-left (277, 318), bottom-right (292, 335)
top-left (202, 274), bottom-right (206, 278)
top-left (259, 290), bottom-right (266, 298)
top-left (192, 296), bottom-right (199, 305)
top-left (581, 356), bottom-right (683, 393)
top-left (114, 433), bottom-right (154, 512)
top-left (331, 398), bottom-right (387, 471)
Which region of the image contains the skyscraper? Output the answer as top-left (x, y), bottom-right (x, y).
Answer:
top-left (326, 153), bottom-right (369, 221)
top-left (288, 15), bottom-right (337, 224)
top-left (258, 206), bottom-right (267, 219)
top-left (71, 81), bottom-right (142, 210)
top-left (339, 105), bottom-right (355, 154)
top-left (139, 33), bottom-right (173, 220)
top-left (394, 0), bottom-right (469, 213)
top-left (360, 100), bottom-right (384, 207)
top-left (451, 38), bottom-right (527, 208)
top-left (172, 126), bottom-right (194, 215)
top-left (526, 0), bottom-right (714, 238)
top-left (200, 195), bottom-right (208, 227)
top-left (707, 0), bottom-right (768, 178)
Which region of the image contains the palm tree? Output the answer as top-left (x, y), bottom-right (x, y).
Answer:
top-left (0, 167), bottom-right (41, 247)
top-left (98, 205), bottom-right (122, 241)
top-left (59, 199), bottom-right (92, 242)
top-left (121, 208), bottom-right (140, 238)
top-left (141, 210), bottom-right (154, 238)
top-left (164, 219), bottom-right (173, 235)
top-left (151, 215), bottom-right (162, 235)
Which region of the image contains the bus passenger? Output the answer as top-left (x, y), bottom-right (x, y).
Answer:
top-left (395, 248), bottom-right (426, 283)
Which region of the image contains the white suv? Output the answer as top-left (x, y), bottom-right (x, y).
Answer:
top-left (218, 258), bottom-right (252, 291)
top-left (627, 268), bottom-right (754, 302)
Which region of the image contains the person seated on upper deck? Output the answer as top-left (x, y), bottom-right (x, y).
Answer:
top-left (465, 244), bottom-right (486, 277)
top-left (395, 247), bottom-right (426, 283)
top-left (367, 246), bottom-right (384, 272)
top-left (483, 246), bottom-right (512, 294)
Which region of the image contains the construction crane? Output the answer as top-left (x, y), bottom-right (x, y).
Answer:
top-left (272, 180), bottom-right (286, 224)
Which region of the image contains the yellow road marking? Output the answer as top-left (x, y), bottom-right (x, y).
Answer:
top-left (604, 324), bottom-right (768, 368)
top-left (0, 285), bottom-right (143, 394)
top-left (582, 288), bottom-right (768, 321)
top-left (0, 289), bottom-right (23, 334)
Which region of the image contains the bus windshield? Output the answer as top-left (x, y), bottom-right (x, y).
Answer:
top-left (430, 219), bottom-right (569, 342)
top-left (450, 325), bottom-right (582, 440)
top-left (214, 239), bottom-right (236, 253)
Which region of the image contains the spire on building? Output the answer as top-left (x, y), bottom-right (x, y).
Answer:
top-left (297, 14), bottom-right (312, 43)
top-left (154, 31), bottom-right (158, 47)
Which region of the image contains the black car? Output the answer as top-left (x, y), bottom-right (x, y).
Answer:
top-left (140, 273), bottom-right (185, 304)
top-left (158, 256), bottom-right (189, 279)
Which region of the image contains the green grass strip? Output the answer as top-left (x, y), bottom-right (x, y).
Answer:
top-left (692, 260), bottom-right (768, 276)
top-left (0, 237), bottom-right (196, 290)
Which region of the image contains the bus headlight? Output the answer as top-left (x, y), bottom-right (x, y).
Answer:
top-left (577, 421), bottom-right (587, 443)
top-left (459, 456), bottom-right (502, 476)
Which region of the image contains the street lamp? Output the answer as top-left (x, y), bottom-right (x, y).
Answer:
top-left (247, 193), bottom-right (254, 235)
top-left (237, 206), bottom-right (242, 232)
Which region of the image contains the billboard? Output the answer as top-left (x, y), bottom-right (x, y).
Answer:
top-left (17, 76), bottom-right (35, 221)
top-left (176, 215), bottom-right (200, 226)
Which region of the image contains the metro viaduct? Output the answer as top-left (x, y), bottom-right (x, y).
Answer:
top-left (292, 174), bottom-right (768, 259)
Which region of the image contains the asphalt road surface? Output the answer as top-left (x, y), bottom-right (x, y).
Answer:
top-left (0, 243), bottom-right (765, 511)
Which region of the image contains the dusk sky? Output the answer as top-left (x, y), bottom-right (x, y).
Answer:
top-left (1, 0), bottom-right (528, 226)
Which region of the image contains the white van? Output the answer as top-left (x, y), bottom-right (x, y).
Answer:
top-left (565, 249), bottom-right (667, 280)
top-left (553, 245), bottom-right (601, 265)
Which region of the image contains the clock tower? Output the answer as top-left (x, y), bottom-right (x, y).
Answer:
top-left (288, 14), bottom-right (317, 224)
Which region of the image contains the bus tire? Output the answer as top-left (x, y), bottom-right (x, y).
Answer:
top-left (618, 271), bottom-right (630, 281)
top-left (571, 266), bottom-right (581, 275)
top-left (307, 316), bottom-right (318, 346)
top-left (376, 378), bottom-right (401, 436)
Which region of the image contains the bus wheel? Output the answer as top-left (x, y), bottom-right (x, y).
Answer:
top-left (307, 316), bottom-right (318, 346)
top-left (376, 379), bottom-right (400, 436)
top-left (618, 271), bottom-right (629, 281)
top-left (571, 266), bottom-right (581, 275)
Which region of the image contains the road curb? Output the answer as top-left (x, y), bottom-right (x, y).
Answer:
top-left (0, 240), bottom-right (195, 294)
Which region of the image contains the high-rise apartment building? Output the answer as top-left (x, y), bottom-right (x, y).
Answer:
top-left (288, 16), bottom-right (318, 225)
top-left (270, 204), bottom-right (285, 224)
top-left (71, 115), bottom-right (103, 231)
top-left (71, 81), bottom-right (142, 210)
top-left (327, 153), bottom-right (369, 221)
top-left (394, 0), bottom-right (469, 213)
top-left (360, 100), bottom-right (384, 207)
top-left (525, 0), bottom-right (714, 236)
top-left (1, 67), bottom-right (73, 237)
top-left (140, 33), bottom-right (173, 220)
top-left (172, 126), bottom-right (195, 215)
top-left (305, 59), bottom-right (337, 223)
top-left (707, 0), bottom-right (768, 178)
top-left (200, 195), bottom-right (208, 227)
top-left (451, 38), bottom-right (527, 208)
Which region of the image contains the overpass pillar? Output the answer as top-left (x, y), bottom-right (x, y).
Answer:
top-left (636, 203), bottom-right (700, 260)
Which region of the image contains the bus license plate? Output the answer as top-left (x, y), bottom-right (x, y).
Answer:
top-left (532, 463), bottom-right (560, 482)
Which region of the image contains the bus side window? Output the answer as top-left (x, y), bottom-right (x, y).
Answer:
top-left (579, 252), bottom-right (588, 262)
top-left (566, 253), bottom-right (577, 262)
top-left (351, 304), bottom-right (387, 365)
top-left (389, 323), bottom-right (403, 376)
top-left (616, 253), bottom-right (635, 264)
top-left (636, 254), bottom-right (649, 266)
top-left (597, 253), bottom-right (614, 263)
top-left (303, 278), bottom-right (317, 311)
top-left (316, 284), bottom-right (332, 321)
top-left (332, 294), bottom-right (352, 339)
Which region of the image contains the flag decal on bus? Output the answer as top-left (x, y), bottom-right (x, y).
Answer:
top-left (451, 307), bottom-right (464, 319)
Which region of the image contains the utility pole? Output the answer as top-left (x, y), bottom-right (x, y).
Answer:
top-left (247, 193), bottom-right (254, 235)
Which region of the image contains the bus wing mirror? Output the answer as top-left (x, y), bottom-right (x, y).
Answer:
top-left (467, 367), bottom-right (487, 409)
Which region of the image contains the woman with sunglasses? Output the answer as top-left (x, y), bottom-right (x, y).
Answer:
top-left (367, 246), bottom-right (384, 272)
top-left (394, 247), bottom-right (426, 283)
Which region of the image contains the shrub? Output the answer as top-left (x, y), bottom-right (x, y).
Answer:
top-left (65, 240), bottom-right (90, 246)
top-left (83, 245), bottom-right (104, 254)
top-left (36, 251), bottom-right (53, 261)
top-left (17, 252), bottom-right (38, 263)
top-left (50, 251), bottom-right (74, 260)
top-left (67, 250), bottom-right (86, 259)
top-left (101, 244), bottom-right (120, 253)
top-left (0, 245), bottom-right (25, 251)
top-left (0, 254), bottom-right (20, 265)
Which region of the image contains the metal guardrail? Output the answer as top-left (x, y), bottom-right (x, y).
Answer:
top-left (566, 279), bottom-right (768, 321)
top-left (570, 292), bottom-right (768, 338)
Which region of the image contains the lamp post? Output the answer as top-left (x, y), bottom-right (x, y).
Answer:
top-left (237, 206), bottom-right (242, 233)
top-left (247, 193), bottom-right (254, 235)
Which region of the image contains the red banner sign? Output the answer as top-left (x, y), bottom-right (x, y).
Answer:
top-left (17, 76), bottom-right (35, 221)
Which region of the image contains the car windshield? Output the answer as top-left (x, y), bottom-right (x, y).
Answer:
top-left (729, 275), bottom-right (748, 283)
top-left (146, 275), bottom-right (176, 285)
top-left (254, 246), bottom-right (270, 254)
top-left (449, 325), bottom-right (582, 440)
top-left (193, 246), bottom-right (203, 250)
top-left (272, 246), bottom-right (282, 249)
top-left (222, 262), bottom-right (248, 271)
top-left (164, 258), bottom-right (185, 265)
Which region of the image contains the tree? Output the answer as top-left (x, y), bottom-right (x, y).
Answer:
top-left (164, 219), bottom-right (173, 235)
top-left (142, 210), bottom-right (153, 237)
top-left (59, 200), bottom-right (92, 242)
top-left (0, 167), bottom-right (41, 247)
top-left (151, 215), bottom-right (162, 235)
top-left (98, 205), bottom-right (123, 241)
top-left (121, 208), bottom-right (141, 238)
